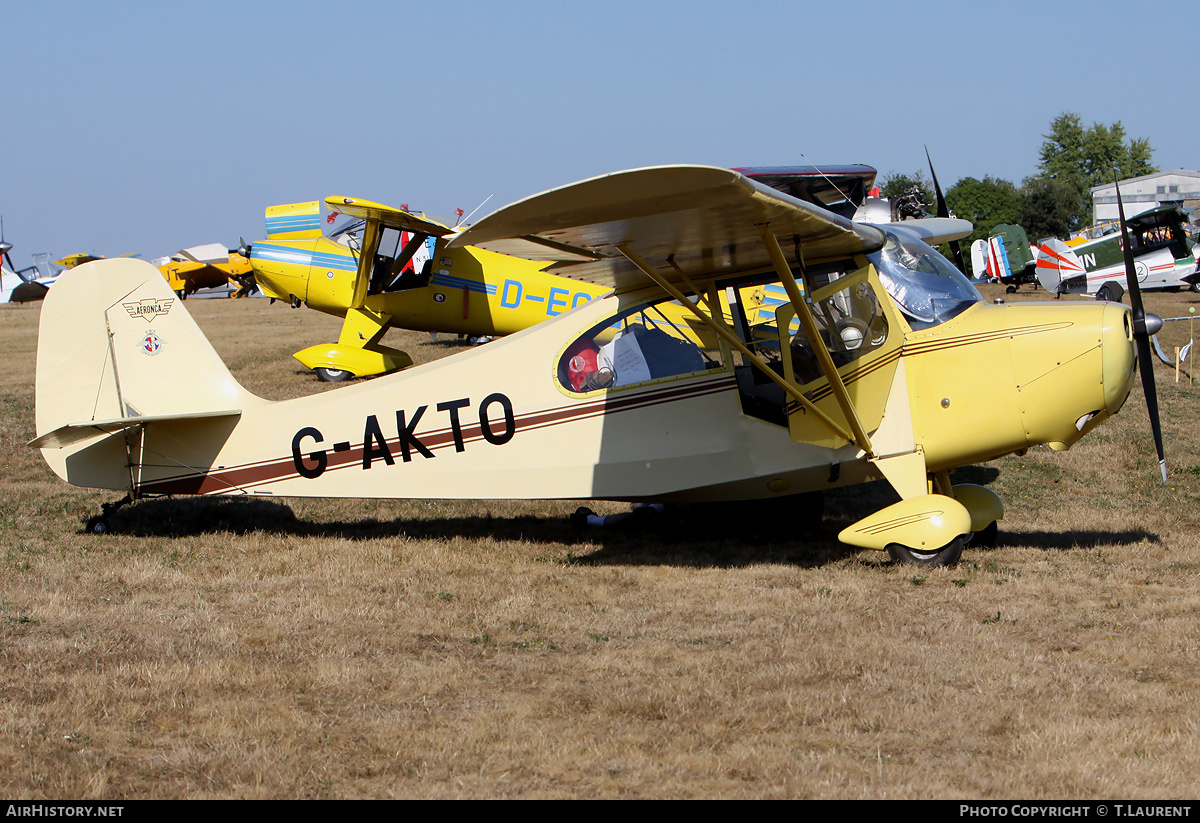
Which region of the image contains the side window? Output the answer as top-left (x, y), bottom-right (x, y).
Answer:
top-left (368, 228), bottom-right (432, 295)
top-left (559, 298), bottom-right (723, 393)
top-left (779, 270), bottom-right (889, 386)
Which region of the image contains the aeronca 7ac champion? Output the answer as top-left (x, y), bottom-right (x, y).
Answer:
top-left (242, 165), bottom-right (880, 381)
top-left (31, 165), bottom-right (1166, 566)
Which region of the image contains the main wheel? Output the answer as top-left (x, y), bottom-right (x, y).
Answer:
top-left (85, 516), bottom-right (109, 535)
top-left (886, 534), bottom-right (966, 567)
top-left (314, 367), bottom-right (353, 382)
top-left (1005, 285), bottom-right (1017, 294)
top-left (1190, 281), bottom-right (1200, 294)
top-left (1096, 282), bottom-right (1124, 302)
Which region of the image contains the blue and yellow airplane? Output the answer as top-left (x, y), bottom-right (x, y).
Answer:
top-left (245, 198), bottom-right (608, 381)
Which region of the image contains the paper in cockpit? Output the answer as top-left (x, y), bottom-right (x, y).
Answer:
top-left (599, 330), bottom-right (652, 386)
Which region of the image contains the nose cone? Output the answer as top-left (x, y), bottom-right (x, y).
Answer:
top-left (1100, 301), bottom-right (1137, 418)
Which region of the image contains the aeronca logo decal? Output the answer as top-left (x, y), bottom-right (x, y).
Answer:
top-left (123, 298), bottom-right (175, 322)
top-left (134, 375), bottom-right (736, 496)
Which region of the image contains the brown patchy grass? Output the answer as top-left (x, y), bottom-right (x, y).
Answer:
top-left (2, 287), bottom-right (1200, 799)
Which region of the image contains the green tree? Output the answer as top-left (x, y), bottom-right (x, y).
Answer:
top-left (880, 171), bottom-right (935, 201)
top-left (1036, 112), bottom-right (1088, 194)
top-left (1017, 176), bottom-right (1082, 241)
top-left (945, 176), bottom-right (1020, 244)
top-left (1029, 112), bottom-right (1157, 233)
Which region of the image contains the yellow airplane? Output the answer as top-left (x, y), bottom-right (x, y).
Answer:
top-left (244, 166), bottom-right (880, 381)
top-left (245, 199), bottom-right (609, 381)
top-left (53, 253), bottom-right (107, 269)
top-left (155, 243), bottom-right (257, 299)
top-left (30, 165), bottom-right (1165, 566)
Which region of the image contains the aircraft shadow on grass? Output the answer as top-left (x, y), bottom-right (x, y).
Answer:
top-left (91, 493), bottom-right (854, 569)
top-left (84, 466), bottom-right (1159, 569)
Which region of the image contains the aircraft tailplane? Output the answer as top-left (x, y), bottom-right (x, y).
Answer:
top-left (1035, 239), bottom-right (1086, 293)
top-left (33, 258), bottom-right (263, 489)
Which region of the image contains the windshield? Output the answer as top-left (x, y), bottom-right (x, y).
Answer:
top-left (868, 228), bottom-right (982, 329)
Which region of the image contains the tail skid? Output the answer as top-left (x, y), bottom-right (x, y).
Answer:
top-left (33, 258), bottom-right (264, 491)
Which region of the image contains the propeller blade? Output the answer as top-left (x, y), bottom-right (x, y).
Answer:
top-left (1115, 173), bottom-right (1167, 481)
top-left (925, 146), bottom-right (968, 275)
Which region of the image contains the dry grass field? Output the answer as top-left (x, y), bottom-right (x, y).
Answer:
top-left (2, 284), bottom-right (1199, 799)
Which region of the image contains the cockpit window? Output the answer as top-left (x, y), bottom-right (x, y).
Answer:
top-left (868, 228), bottom-right (982, 330)
top-left (559, 297), bottom-right (721, 393)
top-left (366, 227), bottom-right (434, 295)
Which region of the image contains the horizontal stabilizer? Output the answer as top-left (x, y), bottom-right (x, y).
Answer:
top-left (30, 409), bottom-right (241, 450)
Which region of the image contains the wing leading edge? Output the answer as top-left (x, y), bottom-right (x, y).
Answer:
top-left (448, 165), bottom-right (887, 293)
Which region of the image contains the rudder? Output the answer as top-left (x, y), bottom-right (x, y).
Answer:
top-left (33, 258), bottom-right (262, 488)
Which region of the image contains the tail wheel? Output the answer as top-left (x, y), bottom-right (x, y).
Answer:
top-left (886, 534), bottom-right (967, 567)
top-left (314, 367), bottom-right (353, 382)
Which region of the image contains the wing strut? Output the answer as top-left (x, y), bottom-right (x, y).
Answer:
top-left (350, 219), bottom-right (381, 310)
top-left (757, 228), bottom-right (876, 458)
top-left (614, 244), bottom-right (856, 444)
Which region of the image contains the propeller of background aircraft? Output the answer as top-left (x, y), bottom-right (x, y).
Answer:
top-left (1115, 173), bottom-right (1168, 481)
top-left (925, 147), bottom-right (969, 276)
top-left (1, 217), bottom-right (15, 271)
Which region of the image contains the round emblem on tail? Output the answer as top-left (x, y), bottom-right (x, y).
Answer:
top-left (141, 330), bottom-right (164, 356)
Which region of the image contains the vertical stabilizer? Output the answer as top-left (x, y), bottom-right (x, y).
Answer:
top-left (34, 259), bottom-right (262, 487)
top-left (1035, 239), bottom-right (1085, 293)
top-left (265, 201), bottom-right (322, 240)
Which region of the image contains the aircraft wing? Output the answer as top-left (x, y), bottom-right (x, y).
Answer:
top-left (877, 217), bottom-right (974, 245)
top-left (54, 253), bottom-right (104, 269)
top-left (447, 165), bottom-right (887, 293)
top-left (734, 164), bottom-right (878, 218)
top-left (175, 243), bottom-right (231, 264)
top-left (325, 197), bottom-right (456, 237)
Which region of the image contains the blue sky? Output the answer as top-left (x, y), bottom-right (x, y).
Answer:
top-left (4, 0), bottom-right (1197, 268)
